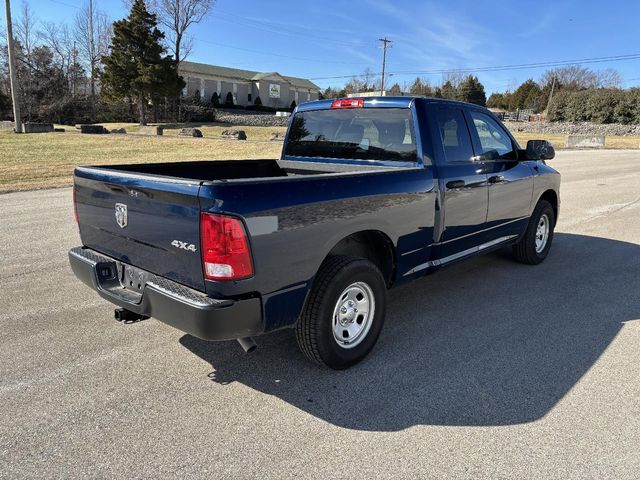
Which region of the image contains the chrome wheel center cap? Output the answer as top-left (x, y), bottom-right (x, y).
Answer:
top-left (339, 303), bottom-right (357, 326)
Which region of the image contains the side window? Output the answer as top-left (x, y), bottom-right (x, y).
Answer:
top-left (434, 108), bottom-right (474, 163)
top-left (469, 111), bottom-right (516, 160)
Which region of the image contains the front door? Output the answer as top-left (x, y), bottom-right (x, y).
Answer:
top-left (431, 106), bottom-right (488, 258)
top-left (465, 110), bottom-right (534, 240)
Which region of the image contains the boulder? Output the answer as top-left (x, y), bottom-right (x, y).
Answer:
top-left (54, 128), bottom-right (66, 133)
top-left (111, 128), bottom-right (127, 134)
top-left (139, 125), bottom-right (163, 136)
top-left (79, 124), bottom-right (107, 134)
top-left (178, 127), bottom-right (203, 138)
top-left (0, 121), bottom-right (16, 130)
top-left (566, 135), bottom-right (606, 148)
top-left (270, 131), bottom-right (286, 141)
top-left (221, 129), bottom-right (247, 140)
top-left (23, 122), bottom-right (54, 133)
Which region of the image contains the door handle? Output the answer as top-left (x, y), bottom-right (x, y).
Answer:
top-left (488, 175), bottom-right (505, 184)
top-left (446, 180), bottom-right (466, 189)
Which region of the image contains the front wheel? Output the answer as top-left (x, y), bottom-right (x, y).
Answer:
top-left (295, 256), bottom-right (387, 369)
top-left (512, 199), bottom-right (555, 265)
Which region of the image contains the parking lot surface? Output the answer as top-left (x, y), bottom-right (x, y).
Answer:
top-left (1, 150), bottom-right (639, 479)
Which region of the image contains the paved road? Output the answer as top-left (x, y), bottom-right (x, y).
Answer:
top-left (1, 150), bottom-right (639, 479)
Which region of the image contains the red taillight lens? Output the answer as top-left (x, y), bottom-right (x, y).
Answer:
top-left (200, 213), bottom-right (254, 281)
top-left (73, 186), bottom-right (78, 223)
top-left (331, 98), bottom-right (363, 109)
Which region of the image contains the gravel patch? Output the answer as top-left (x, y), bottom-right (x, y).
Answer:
top-left (505, 121), bottom-right (640, 136)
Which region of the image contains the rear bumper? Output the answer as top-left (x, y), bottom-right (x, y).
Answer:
top-left (68, 247), bottom-right (263, 341)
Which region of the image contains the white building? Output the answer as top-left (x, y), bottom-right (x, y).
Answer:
top-left (180, 61), bottom-right (321, 108)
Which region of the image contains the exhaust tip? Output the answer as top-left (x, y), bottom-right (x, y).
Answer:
top-left (237, 337), bottom-right (257, 353)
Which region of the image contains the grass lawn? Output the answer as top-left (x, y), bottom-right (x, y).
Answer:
top-left (0, 130), bottom-right (281, 193)
top-left (513, 132), bottom-right (640, 149)
top-left (1, 127), bottom-right (639, 193)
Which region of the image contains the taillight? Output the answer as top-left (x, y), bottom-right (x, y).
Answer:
top-left (200, 212), bottom-right (254, 281)
top-left (331, 98), bottom-right (364, 109)
top-left (73, 186), bottom-right (78, 223)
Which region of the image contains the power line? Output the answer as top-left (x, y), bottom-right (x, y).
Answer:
top-left (310, 53), bottom-right (640, 81)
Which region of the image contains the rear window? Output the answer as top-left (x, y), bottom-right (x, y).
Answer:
top-left (284, 108), bottom-right (417, 163)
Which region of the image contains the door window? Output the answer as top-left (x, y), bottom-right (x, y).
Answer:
top-left (469, 111), bottom-right (516, 160)
top-left (433, 108), bottom-right (474, 163)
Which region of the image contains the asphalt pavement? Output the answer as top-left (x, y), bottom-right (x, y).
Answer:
top-left (1, 150), bottom-right (639, 479)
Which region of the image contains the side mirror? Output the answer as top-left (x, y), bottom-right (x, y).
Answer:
top-left (526, 140), bottom-right (555, 161)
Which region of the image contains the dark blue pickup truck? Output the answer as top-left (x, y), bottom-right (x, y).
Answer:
top-left (69, 97), bottom-right (560, 369)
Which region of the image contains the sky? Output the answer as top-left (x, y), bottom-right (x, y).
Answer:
top-left (3, 0), bottom-right (640, 94)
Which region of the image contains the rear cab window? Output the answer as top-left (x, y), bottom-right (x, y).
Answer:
top-left (284, 107), bottom-right (418, 164)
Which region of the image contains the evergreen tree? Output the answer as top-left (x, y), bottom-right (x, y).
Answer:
top-left (458, 75), bottom-right (486, 106)
top-left (510, 79), bottom-right (542, 111)
top-left (440, 81), bottom-right (457, 100)
top-left (388, 83), bottom-right (402, 95)
top-left (409, 77), bottom-right (424, 95)
top-left (100, 0), bottom-right (184, 125)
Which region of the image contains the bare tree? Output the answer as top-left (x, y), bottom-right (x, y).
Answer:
top-left (149, 0), bottom-right (215, 66)
top-left (595, 68), bottom-right (623, 88)
top-left (40, 21), bottom-right (84, 96)
top-left (74, 0), bottom-right (111, 100)
top-left (15, 1), bottom-right (36, 59)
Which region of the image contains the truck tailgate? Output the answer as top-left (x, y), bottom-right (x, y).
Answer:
top-left (74, 167), bottom-right (206, 291)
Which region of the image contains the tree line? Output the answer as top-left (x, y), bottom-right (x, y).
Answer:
top-left (0, 0), bottom-right (214, 125)
top-left (321, 71), bottom-right (488, 106)
top-left (321, 64), bottom-right (639, 125)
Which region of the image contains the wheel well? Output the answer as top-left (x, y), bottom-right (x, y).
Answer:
top-left (539, 189), bottom-right (558, 223)
top-left (326, 231), bottom-right (396, 288)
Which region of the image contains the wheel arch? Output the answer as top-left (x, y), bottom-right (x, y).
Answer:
top-left (537, 189), bottom-right (559, 224)
top-left (322, 230), bottom-right (397, 288)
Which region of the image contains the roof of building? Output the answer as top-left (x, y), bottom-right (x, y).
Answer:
top-left (180, 61), bottom-right (320, 91)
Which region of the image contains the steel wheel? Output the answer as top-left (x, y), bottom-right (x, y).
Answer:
top-left (535, 213), bottom-right (550, 253)
top-left (331, 281), bottom-right (375, 349)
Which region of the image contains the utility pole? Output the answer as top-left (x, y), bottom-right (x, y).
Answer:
top-left (545, 75), bottom-right (557, 115)
top-left (4, 0), bottom-right (22, 133)
top-left (378, 37), bottom-right (392, 95)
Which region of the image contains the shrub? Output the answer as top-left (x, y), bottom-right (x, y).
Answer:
top-left (548, 88), bottom-right (640, 124)
top-left (290, 100), bottom-right (297, 111)
top-left (254, 95), bottom-right (262, 106)
top-left (181, 96), bottom-right (216, 122)
top-left (614, 88), bottom-right (640, 124)
top-left (211, 92), bottom-right (220, 107)
top-left (225, 91), bottom-right (234, 106)
top-left (0, 90), bottom-right (11, 118)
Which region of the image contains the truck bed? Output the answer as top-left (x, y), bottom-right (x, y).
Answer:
top-left (102, 159), bottom-right (397, 183)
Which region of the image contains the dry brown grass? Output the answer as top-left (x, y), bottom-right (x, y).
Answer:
top-left (1, 127), bottom-right (639, 193)
top-left (0, 130), bottom-right (281, 193)
top-left (513, 132), bottom-right (640, 150)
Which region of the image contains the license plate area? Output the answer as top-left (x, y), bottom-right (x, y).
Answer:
top-left (117, 262), bottom-right (154, 293)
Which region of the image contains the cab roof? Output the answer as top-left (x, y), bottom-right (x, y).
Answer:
top-left (296, 96), bottom-right (488, 112)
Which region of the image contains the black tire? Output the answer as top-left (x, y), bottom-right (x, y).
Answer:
top-left (295, 256), bottom-right (387, 369)
top-left (512, 199), bottom-right (555, 265)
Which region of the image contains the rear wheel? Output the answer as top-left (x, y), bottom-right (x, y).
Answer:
top-left (512, 200), bottom-right (555, 265)
top-left (295, 256), bottom-right (387, 369)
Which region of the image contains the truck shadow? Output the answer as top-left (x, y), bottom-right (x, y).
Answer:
top-left (180, 233), bottom-right (639, 431)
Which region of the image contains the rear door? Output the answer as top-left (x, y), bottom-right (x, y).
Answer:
top-left (465, 109), bottom-right (534, 237)
top-left (74, 167), bottom-right (206, 291)
top-left (431, 105), bottom-right (488, 257)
